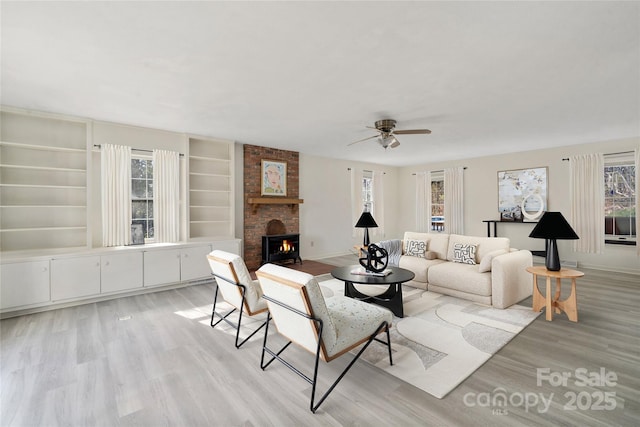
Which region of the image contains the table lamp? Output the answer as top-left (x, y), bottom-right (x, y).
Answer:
top-left (355, 212), bottom-right (378, 246)
top-left (528, 211), bottom-right (579, 271)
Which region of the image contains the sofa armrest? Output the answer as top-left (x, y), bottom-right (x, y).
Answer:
top-left (491, 250), bottom-right (533, 309)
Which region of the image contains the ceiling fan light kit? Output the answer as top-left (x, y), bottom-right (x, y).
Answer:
top-left (349, 118), bottom-right (431, 150)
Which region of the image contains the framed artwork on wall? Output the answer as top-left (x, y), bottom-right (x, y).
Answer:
top-left (498, 167), bottom-right (547, 221)
top-left (261, 159), bottom-right (287, 196)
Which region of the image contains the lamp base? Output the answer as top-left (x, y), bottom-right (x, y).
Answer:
top-left (545, 239), bottom-right (561, 271)
top-left (363, 228), bottom-right (370, 247)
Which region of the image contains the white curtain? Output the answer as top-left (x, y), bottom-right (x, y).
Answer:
top-left (371, 170), bottom-right (385, 239)
top-left (101, 144), bottom-right (131, 247)
top-left (570, 153), bottom-right (604, 253)
top-left (636, 147), bottom-right (640, 256)
top-left (153, 149), bottom-right (180, 243)
top-left (415, 172), bottom-right (431, 232)
top-left (444, 167), bottom-right (464, 234)
top-left (350, 167), bottom-right (364, 238)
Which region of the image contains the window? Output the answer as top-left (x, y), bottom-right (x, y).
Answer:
top-left (431, 172), bottom-right (444, 231)
top-left (132, 157), bottom-right (154, 239)
top-left (362, 170), bottom-right (373, 212)
top-left (604, 154), bottom-right (636, 245)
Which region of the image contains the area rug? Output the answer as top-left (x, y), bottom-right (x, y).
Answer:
top-left (176, 276), bottom-right (540, 400)
top-left (318, 278), bottom-right (540, 399)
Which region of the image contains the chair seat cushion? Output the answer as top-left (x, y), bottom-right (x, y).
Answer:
top-left (324, 296), bottom-right (393, 358)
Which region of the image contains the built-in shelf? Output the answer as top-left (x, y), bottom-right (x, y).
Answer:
top-left (188, 137), bottom-right (234, 240)
top-left (248, 197), bottom-right (304, 214)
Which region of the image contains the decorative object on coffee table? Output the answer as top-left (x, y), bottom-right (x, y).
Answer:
top-left (355, 211), bottom-right (378, 246)
top-left (529, 211), bottom-right (579, 271)
top-left (359, 243), bottom-right (388, 272)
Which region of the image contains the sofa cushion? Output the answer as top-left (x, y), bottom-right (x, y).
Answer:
top-left (452, 243), bottom-right (477, 265)
top-left (399, 255), bottom-right (445, 283)
top-left (403, 232), bottom-right (450, 260)
top-left (405, 239), bottom-right (427, 257)
top-left (447, 234), bottom-right (510, 264)
top-left (478, 249), bottom-right (508, 273)
top-left (428, 262), bottom-right (492, 297)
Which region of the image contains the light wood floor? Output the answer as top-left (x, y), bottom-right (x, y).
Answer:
top-left (1, 254), bottom-right (639, 426)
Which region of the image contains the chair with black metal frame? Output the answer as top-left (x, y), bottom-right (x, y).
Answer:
top-left (256, 263), bottom-right (393, 413)
top-left (207, 250), bottom-right (268, 348)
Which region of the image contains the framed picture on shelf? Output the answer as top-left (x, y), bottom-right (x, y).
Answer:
top-left (131, 224), bottom-right (144, 245)
top-left (261, 160), bottom-right (287, 196)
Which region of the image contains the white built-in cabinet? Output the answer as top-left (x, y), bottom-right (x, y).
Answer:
top-left (0, 240), bottom-right (240, 313)
top-left (0, 111), bottom-right (88, 252)
top-left (51, 255), bottom-right (101, 301)
top-left (101, 252), bottom-right (144, 294)
top-left (188, 137), bottom-right (234, 240)
top-left (0, 260), bottom-right (50, 309)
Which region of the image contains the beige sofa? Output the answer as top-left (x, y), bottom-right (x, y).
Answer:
top-left (397, 232), bottom-right (532, 309)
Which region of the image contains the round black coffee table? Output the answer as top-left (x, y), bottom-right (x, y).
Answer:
top-left (331, 265), bottom-right (415, 318)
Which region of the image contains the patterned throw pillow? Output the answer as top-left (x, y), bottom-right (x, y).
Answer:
top-left (405, 239), bottom-right (427, 258)
top-left (453, 243), bottom-right (477, 265)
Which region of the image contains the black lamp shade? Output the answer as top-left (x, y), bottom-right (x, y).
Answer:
top-left (529, 212), bottom-right (579, 240)
top-left (355, 212), bottom-right (378, 246)
top-left (355, 212), bottom-right (378, 229)
top-left (529, 212), bottom-right (579, 271)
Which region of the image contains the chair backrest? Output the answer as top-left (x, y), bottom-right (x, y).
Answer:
top-left (207, 250), bottom-right (262, 312)
top-left (256, 263), bottom-right (337, 360)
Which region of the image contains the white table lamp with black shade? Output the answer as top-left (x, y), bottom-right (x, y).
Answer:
top-left (528, 212), bottom-right (579, 271)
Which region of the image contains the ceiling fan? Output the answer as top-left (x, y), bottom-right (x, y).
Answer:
top-left (348, 119), bottom-right (431, 149)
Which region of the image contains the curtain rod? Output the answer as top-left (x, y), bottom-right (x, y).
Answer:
top-left (411, 167), bottom-right (467, 175)
top-left (93, 144), bottom-right (184, 157)
top-left (562, 150), bottom-right (634, 161)
top-left (346, 168), bottom-right (386, 174)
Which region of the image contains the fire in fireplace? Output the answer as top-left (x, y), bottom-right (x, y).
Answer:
top-left (262, 233), bottom-right (302, 265)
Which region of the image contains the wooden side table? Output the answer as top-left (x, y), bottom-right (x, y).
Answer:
top-left (526, 266), bottom-right (584, 322)
top-left (354, 245), bottom-right (368, 258)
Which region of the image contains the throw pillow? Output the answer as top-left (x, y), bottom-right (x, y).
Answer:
top-left (478, 249), bottom-right (507, 273)
top-left (405, 239), bottom-right (427, 258)
top-left (453, 243), bottom-right (477, 265)
top-left (425, 251), bottom-right (438, 260)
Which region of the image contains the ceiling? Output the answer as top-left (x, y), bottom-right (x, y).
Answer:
top-left (2, 1), bottom-right (639, 167)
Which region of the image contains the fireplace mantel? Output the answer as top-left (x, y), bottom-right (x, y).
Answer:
top-left (247, 197), bottom-right (304, 214)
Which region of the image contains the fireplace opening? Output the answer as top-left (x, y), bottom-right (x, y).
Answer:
top-left (262, 220), bottom-right (302, 265)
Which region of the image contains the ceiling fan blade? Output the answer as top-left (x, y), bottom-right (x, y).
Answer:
top-left (393, 129), bottom-right (432, 135)
top-left (347, 134), bottom-right (378, 146)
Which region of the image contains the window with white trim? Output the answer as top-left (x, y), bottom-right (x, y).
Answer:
top-left (362, 170), bottom-right (373, 213)
top-left (604, 153), bottom-right (636, 245)
top-left (431, 171), bottom-right (444, 231)
top-left (131, 157), bottom-right (154, 240)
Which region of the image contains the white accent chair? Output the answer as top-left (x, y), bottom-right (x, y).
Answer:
top-left (256, 263), bottom-right (393, 413)
top-left (207, 250), bottom-right (268, 348)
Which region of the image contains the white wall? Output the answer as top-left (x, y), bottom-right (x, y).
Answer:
top-left (397, 137), bottom-right (640, 275)
top-left (298, 154), bottom-right (401, 260)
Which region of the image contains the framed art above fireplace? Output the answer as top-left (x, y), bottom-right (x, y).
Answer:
top-left (261, 159), bottom-right (287, 196)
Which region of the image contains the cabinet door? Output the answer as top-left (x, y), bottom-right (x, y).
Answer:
top-left (101, 252), bottom-right (143, 293)
top-left (144, 249), bottom-right (181, 287)
top-left (181, 245), bottom-right (212, 282)
top-left (51, 256), bottom-right (101, 301)
top-left (0, 260), bottom-right (50, 309)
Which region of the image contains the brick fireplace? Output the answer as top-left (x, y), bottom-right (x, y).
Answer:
top-left (243, 144), bottom-right (300, 270)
